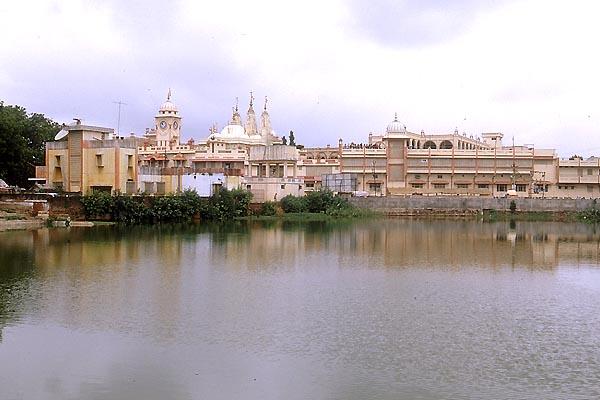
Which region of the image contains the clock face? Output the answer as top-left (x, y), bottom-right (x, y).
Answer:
top-left (160, 121), bottom-right (167, 129)
top-left (173, 121), bottom-right (178, 129)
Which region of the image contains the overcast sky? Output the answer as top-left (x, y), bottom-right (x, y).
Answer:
top-left (1, 0), bottom-right (599, 156)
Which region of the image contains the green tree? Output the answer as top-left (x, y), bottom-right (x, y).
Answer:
top-left (0, 102), bottom-right (60, 187)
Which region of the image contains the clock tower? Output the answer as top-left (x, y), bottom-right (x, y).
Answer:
top-left (155, 89), bottom-right (182, 148)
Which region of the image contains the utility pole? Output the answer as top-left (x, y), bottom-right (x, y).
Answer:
top-left (113, 100), bottom-right (127, 136)
top-left (372, 160), bottom-right (377, 196)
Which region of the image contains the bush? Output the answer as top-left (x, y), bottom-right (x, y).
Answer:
top-left (509, 200), bottom-right (517, 213)
top-left (304, 190), bottom-right (336, 213)
top-left (112, 194), bottom-right (151, 224)
top-left (260, 201), bottom-right (277, 216)
top-left (203, 188), bottom-right (253, 221)
top-left (81, 191), bottom-right (114, 220)
top-left (579, 200), bottom-right (600, 223)
top-left (280, 194), bottom-right (307, 213)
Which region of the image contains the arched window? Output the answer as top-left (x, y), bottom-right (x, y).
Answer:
top-left (423, 141), bottom-right (437, 149)
top-left (440, 140), bottom-right (453, 149)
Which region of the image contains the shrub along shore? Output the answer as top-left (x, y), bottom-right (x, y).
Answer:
top-left (80, 189), bottom-right (375, 224)
top-left (75, 190), bottom-right (600, 224)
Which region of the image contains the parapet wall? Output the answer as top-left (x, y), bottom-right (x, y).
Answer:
top-left (0, 193), bottom-right (85, 220)
top-left (349, 196), bottom-right (597, 213)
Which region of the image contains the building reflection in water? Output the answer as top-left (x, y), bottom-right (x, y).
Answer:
top-left (206, 220), bottom-right (600, 271)
top-left (1, 220), bottom-right (600, 342)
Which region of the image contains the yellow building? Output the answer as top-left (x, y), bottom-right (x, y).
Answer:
top-left (39, 120), bottom-right (138, 194)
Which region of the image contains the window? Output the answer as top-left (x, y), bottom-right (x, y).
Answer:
top-left (433, 183), bottom-right (446, 189)
top-left (415, 174), bottom-right (421, 180)
top-left (497, 184), bottom-right (507, 192)
top-left (456, 184), bottom-right (469, 189)
top-left (246, 185), bottom-right (252, 190)
top-left (55, 155), bottom-right (61, 163)
top-left (436, 175), bottom-right (443, 179)
top-left (588, 169), bottom-right (594, 176)
top-left (96, 154), bottom-right (104, 167)
top-left (281, 184), bottom-right (286, 189)
top-left (127, 154), bottom-right (134, 167)
top-left (369, 183), bottom-right (382, 192)
top-left (516, 184), bottom-right (527, 192)
top-left (478, 184), bottom-right (489, 189)
top-left (412, 183), bottom-right (423, 188)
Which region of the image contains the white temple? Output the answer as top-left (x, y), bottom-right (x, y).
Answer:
top-left (206, 93), bottom-right (281, 146)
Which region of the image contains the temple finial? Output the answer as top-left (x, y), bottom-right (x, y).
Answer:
top-left (167, 88), bottom-right (171, 101)
top-left (264, 96), bottom-right (268, 111)
top-left (235, 97), bottom-right (239, 112)
top-left (394, 112), bottom-right (398, 122)
top-left (250, 91), bottom-right (254, 107)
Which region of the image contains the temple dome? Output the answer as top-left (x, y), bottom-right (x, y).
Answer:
top-left (159, 99), bottom-right (178, 113)
top-left (218, 124), bottom-right (247, 139)
top-left (386, 113), bottom-right (405, 134)
top-left (158, 89), bottom-right (178, 114)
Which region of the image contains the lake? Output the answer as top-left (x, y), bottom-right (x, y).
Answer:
top-left (1, 219), bottom-right (599, 399)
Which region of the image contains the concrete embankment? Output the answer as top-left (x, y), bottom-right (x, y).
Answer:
top-left (0, 219), bottom-right (44, 231)
top-left (349, 196), bottom-right (596, 216)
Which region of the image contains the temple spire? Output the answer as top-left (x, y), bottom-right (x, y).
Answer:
top-left (264, 96), bottom-right (268, 111)
top-left (167, 88), bottom-right (172, 101)
top-left (231, 97), bottom-right (241, 125)
top-left (245, 91), bottom-right (258, 135)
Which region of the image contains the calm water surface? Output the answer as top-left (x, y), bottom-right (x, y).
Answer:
top-left (1, 219), bottom-right (600, 400)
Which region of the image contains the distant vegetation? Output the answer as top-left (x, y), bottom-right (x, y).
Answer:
top-left (80, 189), bottom-right (374, 224)
top-left (81, 188), bottom-right (252, 224)
top-left (0, 102), bottom-right (60, 187)
top-left (578, 200), bottom-right (600, 223)
top-left (274, 190), bottom-right (375, 219)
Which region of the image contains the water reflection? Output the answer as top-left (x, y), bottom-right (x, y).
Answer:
top-left (1, 220), bottom-right (600, 399)
top-left (0, 220), bottom-right (598, 339)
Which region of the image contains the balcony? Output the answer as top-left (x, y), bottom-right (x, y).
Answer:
top-left (138, 166), bottom-right (244, 176)
top-left (246, 177), bottom-right (303, 184)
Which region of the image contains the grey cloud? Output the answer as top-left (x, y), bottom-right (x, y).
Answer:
top-left (348, 0), bottom-right (512, 48)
